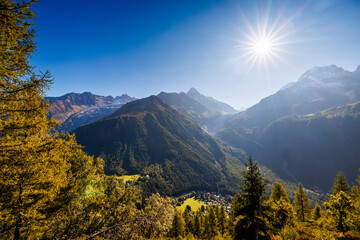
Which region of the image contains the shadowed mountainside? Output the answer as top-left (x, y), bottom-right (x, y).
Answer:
top-left (218, 65), bottom-right (360, 192)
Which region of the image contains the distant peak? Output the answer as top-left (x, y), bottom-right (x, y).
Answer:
top-left (298, 64), bottom-right (348, 83)
top-left (109, 95), bottom-right (170, 118)
top-left (309, 65), bottom-right (344, 73)
top-left (125, 95), bottom-right (161, 106)
top-left (187, 87), bottom-right (201, 95)
top-left (355, 65), bottom-right (360, 73)
top-left (115, 93), bottom-right (129, 98)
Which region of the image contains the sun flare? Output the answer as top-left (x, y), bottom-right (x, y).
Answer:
top-left (233, 4), bottom-right (296, 71)
top-left (252, 38), bottom-right (273, 56)
top-left (238, 30), bottom-right (281, 68)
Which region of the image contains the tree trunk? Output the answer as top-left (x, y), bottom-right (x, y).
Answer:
top-left (13, 185), bottom-right (23, 240)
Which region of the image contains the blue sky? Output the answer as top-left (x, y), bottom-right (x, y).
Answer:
top-left (31, 0), bottom-right (360, 109)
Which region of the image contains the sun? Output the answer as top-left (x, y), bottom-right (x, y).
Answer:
top-left (239, 27), bottom-right (282, 68)
top-left (232, 4), bottom-right (296, 71)
top-left (252, 38), bottom-right (274, 56)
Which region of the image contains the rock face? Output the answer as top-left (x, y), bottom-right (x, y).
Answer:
top-left (46, 92), bottom-right (136, 132)
top-left (218, 65), bottom-right (360, 192)
top-left (73, 96), bottom-right (247, 196)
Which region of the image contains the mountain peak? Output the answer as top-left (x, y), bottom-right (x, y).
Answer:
top-left (109, 95), bottom-right (169, 118)
top-left (355, 65), bottom-right (360, 73)
top-left (187, 87), bottom-right (201, 96)
top-left (298, 64), bottom-right (349, 84)
top-left (115, 94), bottom-right (137, 104)
top-left (307, 64), bottom-right (345, 75)
top-left (186, 88), bottom-right (238, 114)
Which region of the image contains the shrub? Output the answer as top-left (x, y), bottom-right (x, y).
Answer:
top-left (279, 225), bottom-right (298, 240)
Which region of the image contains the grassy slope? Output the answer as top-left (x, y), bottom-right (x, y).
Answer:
top-left (177, 197), bottom-right (206, 212)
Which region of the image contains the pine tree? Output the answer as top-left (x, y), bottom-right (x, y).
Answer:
top-left (204, 206), bottom-right (218, 239)
top-left (350, 169), bottom-right (360, 232)
top-left (43, 149), bottom-right (107, 239)
top-left (267, 182), bottom-right (293, 231)
top-left (228, 194), bottom-right (241, 237)
top-left (183, 206), bottom-right (192, 233)
top-left (0, 1), bottom-right (71, 238)
top-left (270, 182), bottom-right (290, 203)
top-left (170, 209), bottom-right (185, 238)
top-left (323, 191), bottom-right (354, 233)
top-left (232, 157), bottom-right (269, 240)
top-left (351, 170), bottom-right (360, 202)
top-left (218, 205), bottom-right (228, 235)
top-left (331, 171), bottom-right (350, 195)
top-left (143, 193), bottom-right (175, 238)
top-left (312, 204), bottom-right (322, 221)
top-left (215, 203), bottom-right (221, 225)
top-left (193, 210), bottom-right (202, 237)
top-left (294, 183), bottom-right (311, 222)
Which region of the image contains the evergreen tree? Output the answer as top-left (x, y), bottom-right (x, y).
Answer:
top-left (232, 157), bottom-right (269, 240)
top-left (351, 170), bottom-right (360, 202)
top-left (42, 142), bottom-right (106, 239)
top-left (270, 182), bottom-right (290, 203)
top-left (218, 205), bottom-right (228, 235)
top-left (170, 209), bottom-right (185, 238)
top-left (183, 206), bottom-right (192, 233)
top-left (228, 194), bottom-right (241, 237)
top-left (294, 183), bottom-right (311, 222)
top-left (193, 210), bottom-right (202, 238)
top-left (323, 191), bottom-right (354, 234)
top-left (267, 182), bottom-right (293, 231)
top-left (312, 204), bottom-right (322, 221)
top-left (186, 205), bottom-right (192, 212)
top-left (0, 1), bottom-right (71, 238)
top-left (350, 169), bottom-right (360, 231)
top-left (204, 206), bottom-right (218, 239)
top-left (331, 171), bottom-right (350, 195)
top-left (143, 193), bottom-right (175, 238)
top-left (215, 203), bottom-right (221, 226)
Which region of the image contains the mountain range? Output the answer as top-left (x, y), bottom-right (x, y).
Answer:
top-left (218, 64), bottom-right (360, 191)
top-left (45, 92), bottom-right (137, 132)
top-left (48, 64), bottom-right (360, 194)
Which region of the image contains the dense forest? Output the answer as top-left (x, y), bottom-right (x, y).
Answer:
top-left (1, 1), bottom-right (360, 239)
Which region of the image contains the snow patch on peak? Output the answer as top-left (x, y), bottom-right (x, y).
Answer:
top-left (298, 65), bottom-right (350, 86)
top-left (115, 94), bottom-right (137, 105)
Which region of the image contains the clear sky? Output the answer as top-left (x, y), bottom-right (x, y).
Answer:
top-left (31, 0), bottom-right (360, 109)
